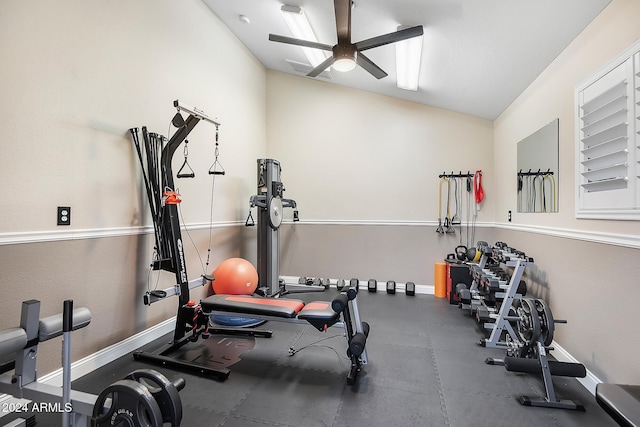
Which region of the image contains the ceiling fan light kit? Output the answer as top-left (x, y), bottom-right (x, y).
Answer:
top-left (332, 45), bottom-right (357, 72)
top-left (271, 0), bottom-right (423, 85)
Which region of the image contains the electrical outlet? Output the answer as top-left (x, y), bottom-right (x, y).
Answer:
top-left (57, 206), bottom-right (71, 226)
top-left (508, 210), bottom-right (512, 222)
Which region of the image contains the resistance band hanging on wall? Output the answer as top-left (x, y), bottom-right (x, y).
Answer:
top-left (474, 170), bottom-right (484, 204)
top-left (517, 169), bottom-right (556, 213)
top-left (436, 171), bottom-right (480, 249)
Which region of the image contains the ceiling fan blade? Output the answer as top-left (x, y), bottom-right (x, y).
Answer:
top-left (269, 34), bottom-right (333, 51)
top-left (334, 0), bottom-right (351, 43)
top-left (307, 56), bottom-right (335, 77)
top-left (355, 25), bottom-right (424, 51)
top-left (356, 53), bottom-right (388, 79)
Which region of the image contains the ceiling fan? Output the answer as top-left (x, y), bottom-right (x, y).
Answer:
top-left (269, 0), bottom-right (424, 79)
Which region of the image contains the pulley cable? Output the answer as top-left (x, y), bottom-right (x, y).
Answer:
top-left (205, 125), bottom-right (224, 272)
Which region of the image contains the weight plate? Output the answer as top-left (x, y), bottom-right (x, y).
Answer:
top-left (515, 298), bottom-right (540, 345)
top-left (93, 379), bottom-right (163, 427)
top-left (534, 299), bottom-right (555, 347)
top-left (125, 369), bottom-right (183, 427)
top-left (268, 197), bottom-right (283, 229)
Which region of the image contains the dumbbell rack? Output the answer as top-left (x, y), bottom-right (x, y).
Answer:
top-left (480, 257), bottom-right (532, 349)
top-left (463, 244), bottom-right (534, 349)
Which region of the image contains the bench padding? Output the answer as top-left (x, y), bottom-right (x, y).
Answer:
top-left (200, 296), bottom-right (341, 331)
top-left (0, 327), bottom-right (27, 357)
top-left (297, 301), bottom-right (341, 331)
top-left (596, 383), bottom-right (640, 427)
top-left (298, 302), bottom-right (339, 322)
top-left (201, 295), bottom-right (305, 318)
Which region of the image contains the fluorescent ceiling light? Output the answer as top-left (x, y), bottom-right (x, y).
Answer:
top-left (395, 25), bottom-right (423, 91)
top-left (280, 5), bottom-right (327, 68)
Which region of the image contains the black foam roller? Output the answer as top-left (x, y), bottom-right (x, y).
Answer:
top-left (331, 294), bottom-right (349, 313)
top-left (504, 357), bottom-right (587, 378)
top-left (349, 332), bottom-right (366, 356)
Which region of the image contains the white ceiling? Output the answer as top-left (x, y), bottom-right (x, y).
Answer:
top-left (203, 0), bottom-right (611, 120)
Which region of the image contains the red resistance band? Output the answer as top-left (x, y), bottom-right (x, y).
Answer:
top-left (474, 170), bottom-right (485, 203)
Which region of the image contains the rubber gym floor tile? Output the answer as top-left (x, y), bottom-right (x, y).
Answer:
top-left (433, 347), bottom-right (533, 397)
top-left (182, 403), bottom-right (229, 426)
top-left (503, 373), bottom-right (618, 427)
top-left (426, 325), bottom-right (489, 352)
top-left (232, 366), bottom-right (345, 427)
top-left (219, 414), bottom-right (298, 427)
top-left (360, 343), bottom-right (438, 393)
top-left (62, 293), bottom-right (617, 427)
top-left (443, 386), bottom-right (562, 427)
top-left (443, 384), bottom-right (618, 427)
top-left (359, 296), bottom-right (433, 327)
top-left (178, 373), bottom-right (262, 415)
top-left (274, 348), bottom-right (353, 376)
top-left (363, 320), bottom-right (431, 348)
top-left (337, 382), bottom-right (447, 427)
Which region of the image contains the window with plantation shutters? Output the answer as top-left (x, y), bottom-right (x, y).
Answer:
top-left (575, 41), bottom-right (640, 219)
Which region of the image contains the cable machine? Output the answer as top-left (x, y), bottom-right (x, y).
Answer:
top-left (129, 100), bottom-right (232, 378)
top-left (246, 159), bottom-right (325, 296)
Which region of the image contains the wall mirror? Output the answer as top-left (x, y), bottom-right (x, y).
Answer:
top-left (517, 118), bottom-right (559, 213)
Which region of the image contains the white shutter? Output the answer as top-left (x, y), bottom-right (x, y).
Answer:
top-left (575, 41), bottom-right (640, 219)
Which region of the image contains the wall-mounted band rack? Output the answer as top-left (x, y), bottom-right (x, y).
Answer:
top-left (436, 171), bottom-right (479, 244)
top-left (438, 171), bottom-right (474, 178)
top-left (517, 169), bottom-right (554, 177)
top-left (517, 169), bottom-right (557, 213)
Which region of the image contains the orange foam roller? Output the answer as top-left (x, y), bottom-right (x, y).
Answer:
top-left (434, 262), bottom-right (447, 298)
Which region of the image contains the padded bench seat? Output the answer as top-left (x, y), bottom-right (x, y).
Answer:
top-left (201, 295), bottom-right (305, 318)
top-left (596, 383), bottom-right (640, 427)
top-left (200, 295), bottom-right (341, 330)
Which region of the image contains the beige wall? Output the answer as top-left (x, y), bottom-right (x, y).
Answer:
top-left (494, 0), bottom-right (640, 383)
top-left (279, 223), bottom-right (495, 286)
top-left (494, 0), bottom-right (640, 234)
top-left (0, 0), bottom-right (266, 232)
top-left (266, 71), bottom-right (495, 223)
top-left (266, 70), bottom-right (495, 286)
top-left (0, 0), bottom-right (267, 374)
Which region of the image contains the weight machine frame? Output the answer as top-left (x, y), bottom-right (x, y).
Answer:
top-left (129, 100), bottom-right (243, 380)
top-left (0, 300), bottom-right (186, 426)
top-left (0, 300), bottom-right (95, 427)
top-left (247, 158), bottom-right (325, 296)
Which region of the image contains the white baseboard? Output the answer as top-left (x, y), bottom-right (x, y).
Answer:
top-left (550, 340), bottom-right (602, 395)
top-left (39, 316), bottom-right (175, 387)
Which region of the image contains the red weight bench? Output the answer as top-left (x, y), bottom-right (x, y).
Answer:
top-left (200, 295), bottom-right (340, 331)
top-left (199, 287), bottom-right (369, 385)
